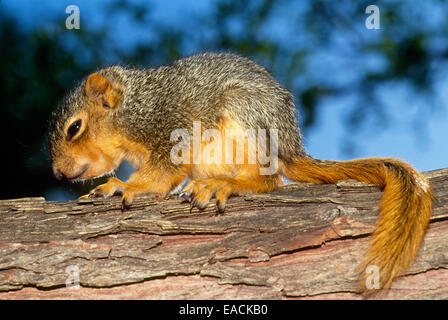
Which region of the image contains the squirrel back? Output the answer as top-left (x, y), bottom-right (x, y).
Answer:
top-left (51, 53), bottom-right (305, 163)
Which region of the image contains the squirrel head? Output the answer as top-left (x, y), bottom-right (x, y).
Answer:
top-left (49, 72), bottom-right (124, 181)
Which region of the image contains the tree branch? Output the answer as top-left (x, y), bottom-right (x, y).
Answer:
top-left (0, 169), bottom-right (447, 299)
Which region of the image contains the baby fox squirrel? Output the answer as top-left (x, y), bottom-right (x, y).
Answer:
top-left (49, 52), bottom-right (433, 292)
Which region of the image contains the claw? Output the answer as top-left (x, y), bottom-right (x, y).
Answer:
top-left (92, 188), bottom-right (105, 198)
top-left (121, 197), bottom-right (132, 210)
top-left (191, 197), bottom-right (208, 210)
top-left (216, 200), bottom-right (226, 214)
top-left (178, 192), bottom-right (191, 202)
top-left (121, 191), bottom-right (134, 209)
top-left (181, 179), bottom-right (230, 212)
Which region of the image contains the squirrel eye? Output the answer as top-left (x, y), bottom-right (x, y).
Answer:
top-left (66, 119), bottom-right (82, 141)
top-left (102, 101), bottom-right (111, 109)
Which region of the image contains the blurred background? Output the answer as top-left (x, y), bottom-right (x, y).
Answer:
top-left (0, 0), bottom-right (447, 201)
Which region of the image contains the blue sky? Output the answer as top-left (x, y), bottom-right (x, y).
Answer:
top-left (2, 0), bottom-right (447, 177)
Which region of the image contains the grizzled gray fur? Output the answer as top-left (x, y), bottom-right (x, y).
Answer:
top-left (50, 52), bottom-right (307, 167)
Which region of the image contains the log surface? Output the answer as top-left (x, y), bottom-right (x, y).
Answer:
top-left (0, 169), bottom-right (447, 299)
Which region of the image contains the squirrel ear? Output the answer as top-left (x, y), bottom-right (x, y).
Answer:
top-left (84, 73), bottom-right (120, 109)
top-left (85, 73), bottom-right (110, 98)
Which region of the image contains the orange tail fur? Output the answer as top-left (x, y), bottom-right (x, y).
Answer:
top-left (281, 156), bottom-right (433, 291)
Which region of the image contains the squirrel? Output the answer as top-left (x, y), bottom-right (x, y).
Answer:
top-left (48, 52), bottom-right (433, 293)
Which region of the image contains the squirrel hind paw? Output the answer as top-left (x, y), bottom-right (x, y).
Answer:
top-left (179, 178), bottom-right (233, 213)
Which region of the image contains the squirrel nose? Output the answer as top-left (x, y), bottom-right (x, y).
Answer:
top-left (53, 168), bottom-right (65, 180)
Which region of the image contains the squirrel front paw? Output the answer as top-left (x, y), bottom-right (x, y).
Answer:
top-left (80, 177), bottom-right (134, 208)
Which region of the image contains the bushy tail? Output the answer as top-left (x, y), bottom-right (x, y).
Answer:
top-left (281, 156), bottom-right (433, 292)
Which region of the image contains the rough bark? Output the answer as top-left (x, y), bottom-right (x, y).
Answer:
top-left (0, 168), bottom-right (447, 300)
